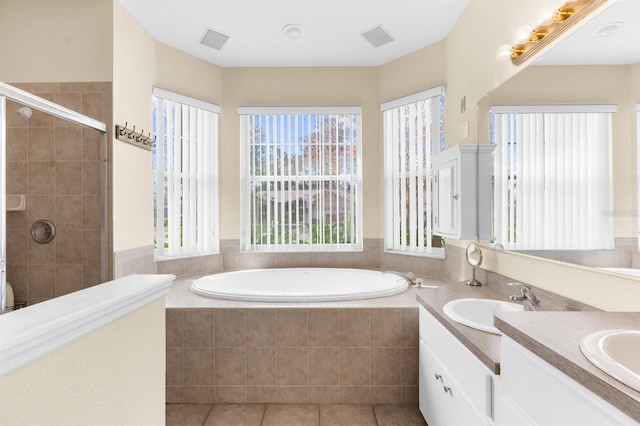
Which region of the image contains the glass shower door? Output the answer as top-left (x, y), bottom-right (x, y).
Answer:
top-left (1, 94), bottom-right (7, 313)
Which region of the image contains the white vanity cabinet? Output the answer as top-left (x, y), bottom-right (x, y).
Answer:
top-left (495, 336), bottom-right (638, 426)
top-left (419, 305), bottom-right (496, 425)
top-left (432, 144), bottom-right (494, 240)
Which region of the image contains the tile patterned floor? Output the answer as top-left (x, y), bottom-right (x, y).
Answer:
top-left (167, 403), bottom-right (427, 426)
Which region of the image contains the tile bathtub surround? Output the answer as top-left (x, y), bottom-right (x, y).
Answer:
top-left (166, 307), bottom-right (420, 405)
top-left (5, 82), bottom-right (112, 306)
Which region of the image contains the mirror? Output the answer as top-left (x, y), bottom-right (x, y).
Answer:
top-left (465, 243), bottom-right (483, 286)
top-left (482, 0), bottom-right (640, 276)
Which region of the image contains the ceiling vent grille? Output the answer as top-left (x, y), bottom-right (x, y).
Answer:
top-left (200, 29), bottom-right (229, 50)
top-left (361, 26), bottom-right (394, 48)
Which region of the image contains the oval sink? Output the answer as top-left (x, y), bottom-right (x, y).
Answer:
top-left (580, 329), bottom-right (640, 392)
top-left (443, 298), bottom-right (524, 335)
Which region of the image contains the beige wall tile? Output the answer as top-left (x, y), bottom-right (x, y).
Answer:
top-left (28, 238), bottom-right (56, 264)
top-left (308, 386), bottom-right (341, 404)
top-left (339, 348), bottom-right (369, 385)
top-left (82, 128), bottom-right (102, 161)
top-left (216, 348), bottom-right (246, 385)
top-left (81, 161), bottom-right (101, 195)
top-left (275, 388), bottom-right (310, 404)
top-left (55, 161), bottom-right (82, 195)
top-left (277, 348), bottom-right (308, 385)
top-left (28, 264), bottom-right (55, 299)
top-left (82, 195), bottom-right (101, 229)
top-left (339, 309), bottom-right (370, 347)
top-left (215, 310), bottom-right (245, 347)
top-left (184, 254), bottom-right (223, 275)
top-left (246, 386), bottom-right (278, 403)
top-left (55, 196), bottom-right (82, 230)
top-left (401, 386), bottom-right (419, 405)
top-left (165, 386), bottom-right (184, 404)
top-left (166, 348), bottom-right (184, 386)
top-left (6, 231), bottom-right (27, 264)
top-left (371, 309), bottom-right (402, 347)
top-left (371, 348), bottom-right (401, 385)
top-left (166, 309), bottom-right (183, 347)
top-left (308, 348), bottom-right (339, 385)
top-left (246, 310), bottom-right (276, 347)
top-left (184, 310), bottom-right (214, 347)
top-left (372, 386), bottom-right (403, 404)
top-left (158, 259), bottom-right (186, 276)
top-left (401, 347), bottom-right (419, 385)
top-left (55, 264), bottom-right (83, 296)
top-left (7, 161), bottom-right (28, 194)
top-left (7, 128), bottom-right (28, 162)
top-left (55, 127), bottom-right (82, 161)
top-left (401, 308), bottom-right (419, 348)
top-left (56, 230), bottom-right (83, 263)
top-left (246, 348), bottom-right (277, 385)
top-left (339, 386), bottom-right (371, 404)
top-left (27, 196), bottom-right (55, 225)
top-left (82, 92), bottom-right (103, 121)
top-left (214, 386), bottom-right (246, 403)
top-left (82, 230), bottom-right (101, 264)
top-left (184, 348), bottom-right (215, 385)
top-left (82, 263), bottom-right (101, 287)
top-left (183, 386), bottom-right (215, 404)
top-left (277, 310), bottom-right (307, 347)
top-left (308, 309), bottom-right (340, 347)
top-left (54, 93), bottom-right (82, 114)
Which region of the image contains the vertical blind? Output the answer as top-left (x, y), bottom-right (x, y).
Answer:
top-left (152, 88), bottom-right (220, 258)
top-left (492, 105), bottom-right (615, 250)
top-left (382, 87), bottom-right (444, 256)
top-left (238, 106), bottom-right (362, 252)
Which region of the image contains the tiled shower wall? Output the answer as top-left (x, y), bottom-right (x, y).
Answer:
top-left (166, 307), bottom-right (420, 405)
top-left (5, 82), bottom-right (112, 306)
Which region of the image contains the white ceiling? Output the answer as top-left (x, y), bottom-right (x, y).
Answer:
top-left (534, 0), bottom-right (640, 65)
top-left (117, 0), bottom-right (470, 67)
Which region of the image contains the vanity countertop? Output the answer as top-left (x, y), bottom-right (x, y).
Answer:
top-left (495, 311), bottom-right (640, 422)
top-left (416, 282), bottom-right (508, 374)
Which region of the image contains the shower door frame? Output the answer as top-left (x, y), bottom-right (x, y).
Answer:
top-left (0, 82), bottom-right (108, 313)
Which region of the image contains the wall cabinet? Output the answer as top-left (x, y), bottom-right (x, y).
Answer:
top-left (432, 144), bottom-right (494, 240)
top-left (495, 336), bottom-right (637, 426)
top-left (419, 306), bottom-right (495, 425)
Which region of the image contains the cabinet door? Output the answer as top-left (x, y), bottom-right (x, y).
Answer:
top-left (434, 158), bottom-right (458, 236)
top-left (419, 340), bottom-right (489, 426)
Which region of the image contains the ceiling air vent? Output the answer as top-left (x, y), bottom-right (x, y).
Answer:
top-left (200, 29), bottom-right (229, 51)
top-left (361, 26), bottom-right (394, 48)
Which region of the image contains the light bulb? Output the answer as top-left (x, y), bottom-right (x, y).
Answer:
top-left (496, 44), bottom-right (513, 61)
top-left (537, 5), bottom-right (556, 26)
top-left (514, 26), bottom-right (533, 45)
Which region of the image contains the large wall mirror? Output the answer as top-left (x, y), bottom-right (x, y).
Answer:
top-left (481, 0), bottom-right (640, 277)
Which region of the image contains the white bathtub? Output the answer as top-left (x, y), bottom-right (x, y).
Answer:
top-left (597, 267), bottom-right (640, 278)
top-left (190, 268), bottom-right (409, 302)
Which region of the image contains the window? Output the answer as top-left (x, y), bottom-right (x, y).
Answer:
top-left (152, 88), bottom-right (220, 259)
top-left (382, 87), bottom-right (445, 256)
top-left (491, 105), bottom-right (615, 250)
top-left (239, 106), bottom-right (362, 252)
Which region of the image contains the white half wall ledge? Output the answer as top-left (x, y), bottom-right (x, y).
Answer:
top-left (0, 274), bottom-right (175, 378)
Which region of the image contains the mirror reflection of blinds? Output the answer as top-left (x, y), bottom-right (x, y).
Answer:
top-left (491, 105), bottom-right (615, 251)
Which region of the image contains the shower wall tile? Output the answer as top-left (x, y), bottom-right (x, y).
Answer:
top-left (6, 128), bottom-right (28, 162)
top-left (55, 196), bottom-right (82, 229)
top-left (54, 127), bottom-right (82, 160)
top-left (55, 264), bottom-right (83, 296)
top-left (28, 162), bottom-right (55, 195)
top-left (7, 162), bottom-right (27, 193)
top-left (55, 162), bottom-right (82, 195)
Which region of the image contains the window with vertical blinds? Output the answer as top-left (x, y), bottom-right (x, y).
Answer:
top-left (382, 87), bottom-right (445, 257)
top-left (239, 106), bottom-right (362, 252)
top-left (152, 88), bottom-right (220, 259)
top-left (491, 105), bottom-right (615, 250)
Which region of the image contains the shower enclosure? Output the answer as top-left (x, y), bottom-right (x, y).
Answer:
top-left (0, 82), bottom-right (110, 313)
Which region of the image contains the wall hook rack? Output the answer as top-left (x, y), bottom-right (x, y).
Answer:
top-left (115, 122), bottom-right (156, 151)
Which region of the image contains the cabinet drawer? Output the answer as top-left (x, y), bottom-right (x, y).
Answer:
top-left (420, 306), bottom-right (494, 419)
top-left (500, 336), bottom-right (636, 425)
top-left (420, 340), bottom-right (489, 426)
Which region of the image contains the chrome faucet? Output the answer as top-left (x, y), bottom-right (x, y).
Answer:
top-left (384, 271), bottom-right (438, 289)
top-left (508, 283), bottom-right (540, 311)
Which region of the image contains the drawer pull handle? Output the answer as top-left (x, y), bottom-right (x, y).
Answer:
top-left (434, 373), bottom-right (443, 382)
top-left (443, 386), bottom-right (452, 396)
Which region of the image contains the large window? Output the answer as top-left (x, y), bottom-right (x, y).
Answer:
top-left (491, 105), bottom-right (615, 250)
top-left (152, 88), bottom-right (219, 259)
top-left (239, 107), bottom-right (362, 252)
top-left (382, 87), bottom-right (445, 256)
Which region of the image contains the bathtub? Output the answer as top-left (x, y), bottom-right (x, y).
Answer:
top-left (190, 268), bottom-right (409, 302)
top-left (597, 267), bottom-right (640, 278)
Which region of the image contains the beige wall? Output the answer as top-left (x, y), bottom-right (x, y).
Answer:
top-left (0, 0), bottom-right (112, 82)
top-left (0, 298), bottom-right (166, 425)
top-left (112, 2), bottom-right (156, 252)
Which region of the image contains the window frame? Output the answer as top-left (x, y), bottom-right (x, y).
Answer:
top-left (238, 106), bottom-right (363, 252)
top-left (382, 86), bottom-right (445, 258)
top-left (152, 87), bottom-right (220, 260)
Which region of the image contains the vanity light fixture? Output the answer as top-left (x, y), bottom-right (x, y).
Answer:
top-left (505, 0), bottom-right (611, 65)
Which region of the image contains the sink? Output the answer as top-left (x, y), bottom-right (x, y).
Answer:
top-left (580, 329), bottom-right (640, 392)
top-left (442, 298), bottom-right (524, 335)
